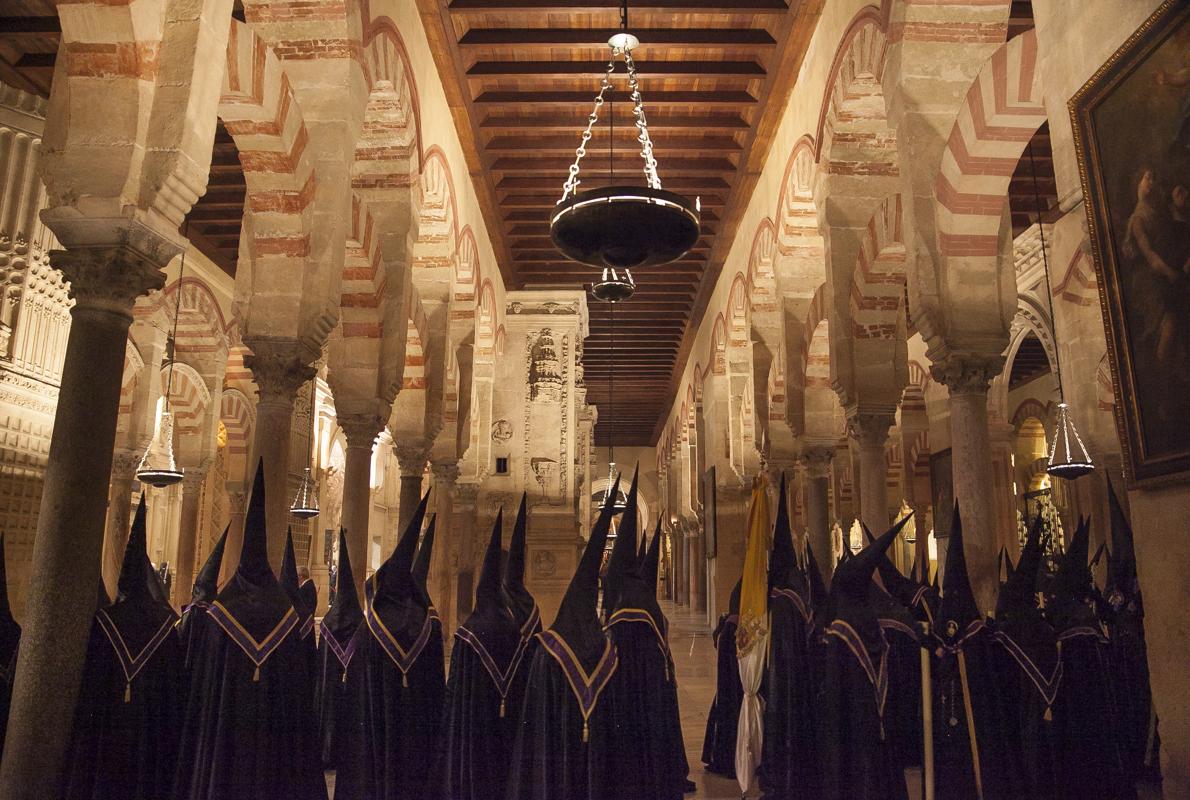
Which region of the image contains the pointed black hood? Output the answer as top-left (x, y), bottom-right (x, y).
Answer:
top-left (938, 504), bottom-right (981, 638)
top-left (280, 528), bottom-right (313, 631)
top-left (550, 474), bottom-right (620, 672)
top-left (413, 514), bottom-right (437, 608)
top-left (365, 491), bottom-right (434, 652)
top-left (458, 509), bottom-right (521, 671)
top-left (769, 473), bottom-right (806, 598)
top-left (372, 491), bottom-right (429, 604)
top-left (189, 527), bottom-right (228, 608)
top-left (997, 515), bottom-right (1044, 618)
top-left (642, 517), bottom-right (661, 590)
top-left (863, 521), bottom-right (922, 611)
top-left (637, 527), bottom-right (648, 568)
top-left (803, 541), bottom-right (829, 619)
top-left (96, 496), bottom-right (178, 678)
top-left (827, 515), bottom-right (911, 630)
top-left (322, 528), bottom-right (363, 648)
top-left (1053, 516), bottom-right (1093, 601)
top-left (475, 510), bottom-right (506, 612)
top-left (603, 467), bottom-right (640, 614)
top-left (209, 460), bottom-right (300, 660)
top-left (503, 492), bottom-right (538, 634)
top-left (1107, 481), bottom-right (1142, 616)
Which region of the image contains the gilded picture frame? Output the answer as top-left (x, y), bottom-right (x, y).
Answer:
top-left (1070, 0), bottom-right (1190, 486)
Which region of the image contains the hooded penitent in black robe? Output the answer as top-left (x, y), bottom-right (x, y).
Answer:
top-left (761, 474), bottom-right (818, 800)
top-left (64, 496), bottom-right (183, 800)
top-left (505, 493), bottom-right (542, 642)
top-left (1105, 483), bottom-right (1154, 783)
top-left (990, 515), bottom-right (1062, 799)
top-left (337, 493), bottom-right (445, 800)
top-left (1047, 518), bottom-right (1135, 800)
top-left (177, 528), bottom-right (226, 671)
top-left (701, 577), bottom-right (741, 779)
top-left (815, 517), bottom-right (912, 800)
top-left (603, 472), bottom-right (689, 800)
top-left (930, 506), bottom-right (1013, 800)
top-left (506, 477), bottom-right (622, 800)
top-left (279, 527), bottom-right (324, 775)
top-left (0, 533), bottom-right (20, 760)
top-left (172, 462), bottom-right (328, 800)
top-left (442, 509), bottom-right (533, 800)
top-left (319, 528), bottom-right (364, 769)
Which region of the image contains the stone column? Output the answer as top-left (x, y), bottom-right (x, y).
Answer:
top-left (451, 482), bottom-right (479, 624)
top-left (801, 445), bottom-right (834, 584)
top-left (394, 442), bottom-right (429, 533)
top-left (243, 340), bottom-right (316, 571)
top-left (171, 465), bottom-right (209, 607)
top-left (0, 245), bottom-right (167, 795)
top-left (932, 356), bottom-right (1002, 612)
top-left (848, 409), bottom-right (896, 536)
top-left (429, 462), bottom-right (458, 629)
top-left (100, 448), bottom-right (142, 599)
top-left (688, 523), bottom-right (704, 612)
top-left (221, 484), bottom-right (248, 585)
top-left (338, 414), bottom-right (384, 598)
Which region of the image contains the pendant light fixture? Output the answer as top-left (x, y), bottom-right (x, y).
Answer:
top-left (135, 241), bottom-right (187, 489)
top-left (290, 376), bottom-right (320, 519)
top-left (550, 0), bottom-right (700, 270)
top-left (1027, 141), bottom-right (1095, 480)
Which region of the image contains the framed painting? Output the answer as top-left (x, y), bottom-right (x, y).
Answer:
top-left (702, 466), bottom-right (717, 559)
top-left (929, 449), bottom-right (953, 541)
top-left (1070, 0), bottom-right (1190, 486)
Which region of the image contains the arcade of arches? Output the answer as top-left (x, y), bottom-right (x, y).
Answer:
top-left (0, 0), bottom-right (1187, 796)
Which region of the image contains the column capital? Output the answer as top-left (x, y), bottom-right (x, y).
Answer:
top-left (847, 408), bottom-right (896, 449)
top-left (242, 338), bottom-right (317, 402)
top-left (431, 461), bottom-right (460, 486)
top-left (799, 445), bottom-right (835, 479)
top-left (180, 464), bottom-right (211, 493)
top-left (338, 413), bottom-right (385, 449)
top-left (453, 481), bottom-right (481, 508)
top-left (111, 448), bottom-right (143, 480)
top-left (51, 245), bottom-right (167, 317)
top-left (929, 353), bottom-right (1004, 396)
top-left (393, 440), bottom-right (431, 477)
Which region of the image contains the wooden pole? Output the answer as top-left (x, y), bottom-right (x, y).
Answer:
top-left (921, 643), bottom-right (935, 800)
top-left (957, 650), bottom-right (984, 799)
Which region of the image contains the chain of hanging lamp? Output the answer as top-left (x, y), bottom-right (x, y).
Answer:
top-left (290, 374), bottom-right (320, 518)
top-left (1027, 141), bottom-right (1094, 479)
top-left (559, 0), bottom-right (660, 203)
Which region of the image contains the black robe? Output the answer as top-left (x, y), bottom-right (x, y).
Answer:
top-left (318, 529), bottom-right (364, 770)
top-left (334, 580), bottom-right (445, 800)
top-left (701, 609), bottom-right (740, 778)
top-left (760, 586), bottom-right (817, 799)
top-left (64, 564), bottom-right (183, 799)
top-left (0, 533), bottom-right (20, 761)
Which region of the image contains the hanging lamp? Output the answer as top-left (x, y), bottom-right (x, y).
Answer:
top-left (136, 242), bottom-right (187, 489)
top-left (1026, 142), bottom-right (1095, 480)
top-left (550, 0), bottom-right (700, 270)
top-left (290, 376), bottom-right (320, 519)
top-left (595, 292), bottom-right (629, 520)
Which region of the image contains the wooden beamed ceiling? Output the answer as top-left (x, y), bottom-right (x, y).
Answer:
top-left (417, 0), bottom-right (823, 445)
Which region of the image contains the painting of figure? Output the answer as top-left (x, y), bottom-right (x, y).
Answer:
top-left (1072, 0), bottom-right (1190, 484)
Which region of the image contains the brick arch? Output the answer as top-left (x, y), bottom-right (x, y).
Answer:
top-left (218, 20), bottom-right (316, 341)
top-left (1011, 397), bottom-right (1053, 431)
top-left (160, 361), bottom-right (211, 434)
top-left (850, 194), bottom-right (907, 340)
top-left (815, 6), bottom-right (894, 174)
top-left (777, 135), bottom-right (818, 225)
top-left (339, 198), bottom-right (385, 340)
top-left (725, 273), bottom-right (750, 346)
top-left (220, 388), bottom-right (256, 456)
top-left (137, 276), bottom-right (231, 356)
top-left (455, 226), bottom-right (481, 305)
top-left (361, 17), bottom-right (423, 165)
top-left (476, 279), bottom-right (498, 362)
top-left (935, 30), bottom-right (1046, 263)
top-left (1054, 248), bottom-right (1098, 307)
top-left (709, 314), bottom-right (727, 375)
top-left (416, 147), bottom-right (459, 248)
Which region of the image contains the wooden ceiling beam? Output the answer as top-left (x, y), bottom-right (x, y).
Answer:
top-left (491, 156), bottom-right (736, 174)
top-left (500, 193), bottom-right (725, 208)
top-left (449, 1), bottom-right (788, 11)
top-left (485, 134), bottom-right (742, 153)
top-left (497, 175), bottom-right (730, 191)
top-left (458, 27), bottom-right (777, 47)
top-left (0, 17), bottom-right (61, 35)
top-left (475, 89), bottom-right (756, 106)
top-left (467, 60), bottom-right (765, 78)
top-left (480, 112), bottom-right (749, 130)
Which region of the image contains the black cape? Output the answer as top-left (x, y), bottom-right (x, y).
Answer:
top-left (64, 496), bottom-right (183, 800)
top-left (0, 532), bottom-right (20, 761)
top-left (441, 509), bottom-right (533, 800)
top-left (701, 578), bottom-right (742, 778)
top-left (172, 461), bottom-right (328, 800)
top-left (506, 476), bottom-right (622, 800)
top-left (603, 475), bottom-right (688, 800)
top-left (177, 528), bottom-right (226, 671)
top-left (336, 494), bottom-right (446, 800)
top-left (815, 517), bottom-right (912, 800)
top-left (318, 528), bottom-right (364, 770)
top-left (761, 474), bottom-right (818, 800)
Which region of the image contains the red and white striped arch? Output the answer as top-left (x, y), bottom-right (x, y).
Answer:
top-left (935, 30), bottom-right (1046, 261)
top-left (849, 194), bottom-right (907, 340)
top-left (340, 197), bottom-right (386, 340)
top-left (160, 361), bottom-right (211, 435)
top-left (135, 276), bottom-right (230, 355)
top-left (220, 388), bottom-right (256, 458)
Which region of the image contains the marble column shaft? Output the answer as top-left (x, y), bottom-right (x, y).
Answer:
top-left (801, 446), bottom-right (834, 584)
top-left (100, 448), bottom-right (142, 599)
top-left (171, 467), bottom-right (208, 607)
top-left (220, 486), bottom-right (248, 586)
top-left (395, 443), bottom-right (429, 534)
top-left (339, 414), bottom-right (384, 599)
top-left (849, 410), bottom-right (895, 536)
top-left (0, 245), bottom-right (167, 798)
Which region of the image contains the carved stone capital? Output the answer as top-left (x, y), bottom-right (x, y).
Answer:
top-left (929, 354), bottom-right (1004, 396)
top-left (847, 409), bottom-right (896, 449)
top-left (799, 446), bottom-right (835, 479)
top-left (226, 488), bottom-right (248, 515)
top-left (181, 466), bottom-right (210, 493)
top-left (243, 338), bottom-right (317, 404)
top-left (431, 461), bottom-right (460, 486)
top-left (453, 481), bottom-right (481, 508)
top-left (338, 413), bottom-right (385, 450)
top-left (111, 448), bottom-right (144, 481)
top-left (50, 245), bottom-right (167, 318)
top-left (393, 440), bottom-right (431, 477)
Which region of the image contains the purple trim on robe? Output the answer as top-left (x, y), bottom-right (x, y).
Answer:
top-left (520, 604), bottom-right (542, 641)
top-left (825, 620), bottom-right (890, 728)
top-left (770, 587), bottom-right (813, 626)
top-left (364, 579), bottom-right (440, 676)
top-left (207, 602), bottom-right (299, 669)
top-left (1057, 625), bottom-right (1109, 645)
top-left (993, 629), bottom-right (1063, 709)
top-left (320, 622), bottom-right (363, 671)
top-left (95, 610), bottom-right (175, 687)
top-left (454, 625), bottom-right (532, 700)
top-left (606, 607), bottom-right (669, 659)
top-left (877, 617), bottom-right (919, 641)
top-left (935, 620), bottom-right (987, 655)
top-left (300, 613), bottom-right (314, 640)
top-left (536, 630), bottom-right (618, 722)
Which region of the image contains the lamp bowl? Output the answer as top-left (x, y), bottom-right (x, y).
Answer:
top-left (551, 185), bottom-right (700, 269)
